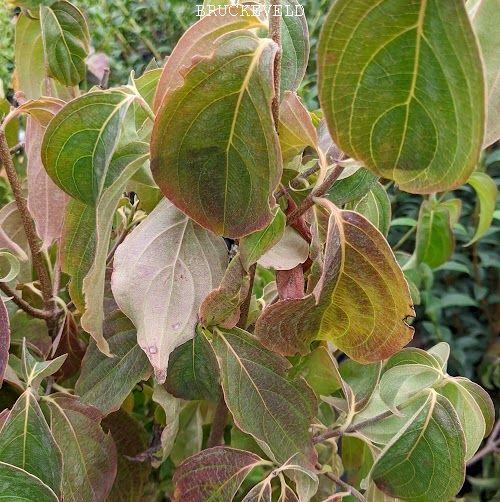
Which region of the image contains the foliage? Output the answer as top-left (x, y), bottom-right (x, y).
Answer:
top-left (0, 0), bottom-right (498, 501)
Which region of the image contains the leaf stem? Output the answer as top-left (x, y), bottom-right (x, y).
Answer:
top-left (316, 463), bottom-right (366, 501)
top-left (269, 0), bottom-right (282, 128)
top-left (0, 129), bottom-right (55, 324)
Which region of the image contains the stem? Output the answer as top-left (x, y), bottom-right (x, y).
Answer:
top-left (275, 162), bottom-right (321, 200)
top-left (393, 225), bottom-right (417, 251)
top-left (313, 408), bottom-right (396, 444)
top-left (287, 164), bottom-right (344, 224)
top-left (0, 282), bottom-right (54, 320)
top-left (0, 129), bottom-right (54, 320)
top-left (467, 419), bottom-right (500, 467)
top-left (316, 463), bottom-right (366, 502)
top-left (206, 394), bottom-right (229, 448)
top-left (269, 0), bottom-right (281, 128)
top-left (238, 263), bottom-right (256, 330)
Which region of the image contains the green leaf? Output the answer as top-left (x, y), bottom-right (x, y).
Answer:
top-left (40, 0), bottom-right (90, 86)
top-left (327, 168), bottom-right (378, 206)
top-left (383, 346), bottom-right (442, 372)
top-left (416, 199), bottom-right (455, 268)
top-left (427, 342), bottom-right (450, 371)
top-left (465, 171), bottom-right (497, 246)
top-left (280, 0), bottom-right (310, 94)
top-left (172, 446), bottom-right (266, 501)
top-left (0, 389), bottom-right (62, 494)
top-left (345, 182), bottom-right (391, 236)
top-left (0, 462), bottom-right (58, 502)
top-left (80, 142), bottom-right (150, 354)
top-left (318, 0), bottom-right (484, 193)
top-left (153, 5), bottom-right (264, 111)
top-left (240, 207), bottom-right (286, 271)
top-left (21, 340), bottom-right (67, 390)
top-left (372, 391), bottom-right (466, 501)
top-left (132, 68), bottom-right (162, 140)
top-left (255, 199), bottom-right (414, 364)
top-left (102, 411), bottom-right (151, 501)
top-left (46, 394), bottom-right (117, 501)
top-left (436, 380), bottom-right (486, 460)
top-left (111, 199), bottom-right (227, 383)
top-left (342, 436), bottom-right (374, 489)
top-left (41, 89), bottom-right (135, 205)
top-left (339, 359), bottom-right (382, 411)
top-left (469, 0), bottom-right (500, 146)
top-left (165, 332), bottom-right (221, 402)
top-left (212, 328), bottom-right (317, 467)
top-left (151, 30), bottom-right (281, 238)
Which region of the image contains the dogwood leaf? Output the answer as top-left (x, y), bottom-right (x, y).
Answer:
top-left (0, 462), bottom-right (58, 502)
top-left (318, 0), bottom-right (484, 193)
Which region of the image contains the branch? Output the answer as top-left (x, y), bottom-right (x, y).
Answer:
top-left (287, 164), bottom-right (344, 224)
top-left (467, 419), bottom-right (500, 467)
top-left (0, 281), bottom-right (54, 320)
top-left (316, 463), bottom-right (366, 502)
top-left (0, 129), bottom-right (54, 320)
top-left (269, 0), bottom-right (281, 128)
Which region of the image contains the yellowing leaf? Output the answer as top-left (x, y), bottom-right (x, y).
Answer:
top-left (318, 0), bottom-right (484, 193)
top-left (255, 199), bottom-right (414, 363)
top-left (151, 30), bottom-right (281, 238)
top-left (111, 199), bottom-right (227, 383)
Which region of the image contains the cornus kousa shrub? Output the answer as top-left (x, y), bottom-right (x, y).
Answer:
top-left (0, 0), bottom-right (498, 500)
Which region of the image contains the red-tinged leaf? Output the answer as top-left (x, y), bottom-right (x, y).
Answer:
top-left (199, 254), bottom-right (250, 329)
top-left (276, 265), bottom-right (305, 300)
top-left (212, 328), bottom-right (317, 467)
top-left (151, 30), bottom-right (281, 238)
top-left (153, 5), bottom-right (264, 111)
top-left (46, 394), bottom-right (117, 501)
top-left (0, 296), bottom-right (9, 387)
top-left (255, 198), bottom-right (414, 363)
top-left (172, 446), bottom-right (266, 502)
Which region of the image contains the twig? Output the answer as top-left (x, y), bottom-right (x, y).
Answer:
top-left (0, 281), bottom-right (54, 320)
top-left (316, 463), bottom-right (366, 502)
top-left (9, 142), bottom-right (24, 155)
top-left (0, 129), bottom-right (54, 322)
top-left (287, 164), bottom-right (344, 224)
top-left (467, 419), bottom-right (500, 466)
top-left (313, 408), bottom-right (396, 444)
top-left (269, 0), bottom-right (281, 128)
top-left (100, 68), bottom-right (110, 89)
top-left (275, 162), bottom-right (321, 200)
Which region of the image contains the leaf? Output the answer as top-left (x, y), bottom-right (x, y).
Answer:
top-left (427, 342), bottom-right (450, 371)
top-left (342, 435), bottom-right (374, 489)
top-left (111, 199), bottom-right (227, 383)
top-left (151, 29), bottom-right (281, 238)
top-left (0, 296), bottom-right (9, 387)
top-left (240, 207), bottom-right (286, 271)
top-left (212, 328), bottom-right (317, 467)
top-left (165, 332), bottom-right (221, 402)
top-left (258, 227), bottom-right (309, 271)
top-left (345, 182), bottom-right (391, 236)
top-left (0, 462), bottom-right (58, 502)
top-left (318, 0), bottom-right (484, 193)
top-left (41, 89), bottom-right (135, 205)
top-left (46, 393), bottom-right (117, 501)
top-left (172, 446), bottom-right (266, 502)
top-left (153, 5), bottom-right (263, 111)
top-left (437, 380), bottom-right (485, 461)
top-left (199, 254), bottom-right (250, 329)
top-left (40, 0), bottom-right (90, 86)
top-left (21, 341), bottom-right (67, 390)
top-left (339, 359), bottom-right (382, 411)
top-left (465, 171), bottom-right (497, 246)
top-left (0, 389), bottom-right (62, 494)
top-left (60, 199), bottom-right (96, 312)
top-left (327, 168), bottom-right (378, 206)
top-left (132, 68), bottom-right (162, 139)
top-left (454, 377), bottom-right (495, 437)
top-left (80, 142), bottom-right (150, 354)
top-left (280, 0), bottom-right (310, 94)
top-left (278, 92), bottom-right (317, 165)
top-left (170, 401), bottom-right (203, 466)
top-left (415, 199), bottom-right (455, 269)
top-left (468, 0), bottom-right (500, 146)
top-left (255, 199), bottom-right (414, 364)
top-left (102, 410), bottom-right (151, 501)
top-left (371, 391), bottom-right (466, 501)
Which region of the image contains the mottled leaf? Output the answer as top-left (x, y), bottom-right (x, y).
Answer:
top-left (256, 199), bottom-right (414, 363)
top-left (0, 462), bottom-right (58, 502)
top-left (111, 199), bottom-right (227, 383)
top-left (46, 394), bottom-right (117, 501)
top-left (372, 391), bottom-right (465, 501)
top-left (212, 328), bottom-right (317, 466)
top-left (172, 446), bottom-right (266, 502)
top-left (40, 0), bottom-right (90, 86)
top-left (151, 30), bottom-right (281, 237)
top-left (0, 389), bottom-right (62, 494)
top-left (318, 0), bottom-right (484, 193)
